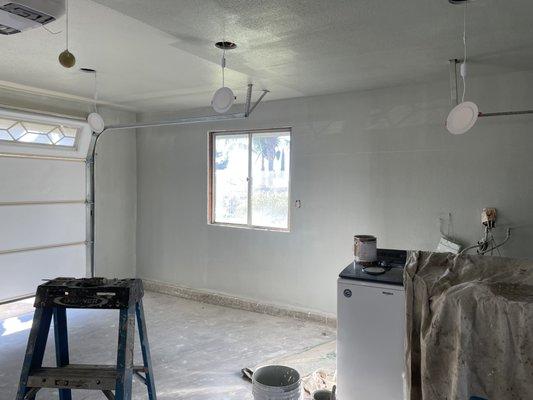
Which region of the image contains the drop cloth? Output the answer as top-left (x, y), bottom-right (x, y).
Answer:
top-left (404, 251), bottom-right (533, 400)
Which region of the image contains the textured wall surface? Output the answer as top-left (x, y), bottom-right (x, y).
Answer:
top-left (137, 71), bottom-right (533, 315)
top-left (94, 108), bottom-right (137, 278)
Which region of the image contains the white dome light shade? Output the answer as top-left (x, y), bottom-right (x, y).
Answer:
top-left (211, 87), bottom-right (235, 114)
top-left (87, 112), bottom-right (105, 133)
top-left (446, 101), bottom-right (479, 135)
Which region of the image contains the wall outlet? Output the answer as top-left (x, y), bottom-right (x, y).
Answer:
top-left (481, 208), bottom-right (497, 227)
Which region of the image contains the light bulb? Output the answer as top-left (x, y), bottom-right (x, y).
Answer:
top-left (59, 50), bottom-right (76, 68)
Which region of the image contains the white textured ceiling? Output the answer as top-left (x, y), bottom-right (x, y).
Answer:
top-left (1, 0), bottom-right (533, 112)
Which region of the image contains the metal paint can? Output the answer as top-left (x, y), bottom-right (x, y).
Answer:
top-left (354, 235), bottom-right (377, 263)
top-left (252, 365), bottom-right (301, 400)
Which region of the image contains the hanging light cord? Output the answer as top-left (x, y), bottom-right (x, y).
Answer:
top-left (221, 47), bottom-right (226, 87)
top-left (461, 1), bottom-right (468, 102)
top-left (93, 71), bottom-right (99, 113)
top-left (65, 0), bottom-right (69, 49)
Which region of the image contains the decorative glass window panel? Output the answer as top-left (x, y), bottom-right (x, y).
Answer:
top-left (209, 129), bottom-right (291, 231)
top-left (0, 117), bottom-right (79, 148)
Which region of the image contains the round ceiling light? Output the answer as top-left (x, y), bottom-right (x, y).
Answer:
top-left (211, 40), bottom-right (237, 113)
top-left (87, 112), bottom-right (105, 133)
top-left (446, 101), bottom-right (479, 135)
top-left (211, 87), bottom-right (236, 114)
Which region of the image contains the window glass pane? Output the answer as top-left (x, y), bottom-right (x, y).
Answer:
top-left (214, 134), bottom-right (249, 224)
top-left (0, 129), bottom-right (13, 141)
top-left (57, 136), bottom-right (75, 147)
top-left (8, 123), bottom-right (26, 139)
top-left (23, 122), bottom-right (55, 134)
top-left (61, 126), bottom-right (77, 137)
top-left (18, 133), bottom-right (52, 144)
top-left (0, 116), bottom-right (79, 148)
top-left (251, 131), bottom-right (290, 228)
top-left (48, 128), bottom-right (63, 144)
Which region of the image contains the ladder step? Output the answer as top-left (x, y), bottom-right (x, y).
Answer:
top-left (27, 365), bottom-right (146, 391)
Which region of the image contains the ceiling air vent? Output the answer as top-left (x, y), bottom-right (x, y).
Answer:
top-left (0, 0), bottom-right (64, 35)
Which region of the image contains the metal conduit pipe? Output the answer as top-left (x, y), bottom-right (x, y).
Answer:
top-left (87, 84), bottom-right (268, 277)
top-left (479, 110), bottom-right (533, 118)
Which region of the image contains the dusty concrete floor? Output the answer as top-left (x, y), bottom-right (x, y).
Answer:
top-left (0, 291), bottom-right (335, 399)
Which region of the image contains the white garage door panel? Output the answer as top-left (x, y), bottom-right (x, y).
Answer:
top-left (0, 110), bottom-right (90, 303)
top-left (0, 245), bottom-right (86, 301)
top-left (0, 158), bottom-right (86, 202)
top-left (0, 204), bottom-right (86, 251)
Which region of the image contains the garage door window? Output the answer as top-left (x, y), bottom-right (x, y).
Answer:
top-left (0, 117), bottom-right (79, 148)
top-left (208, 129), bottom-right (291, 231)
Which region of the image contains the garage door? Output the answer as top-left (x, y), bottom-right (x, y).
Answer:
top-left (0, 109), bottom-right (92, 303)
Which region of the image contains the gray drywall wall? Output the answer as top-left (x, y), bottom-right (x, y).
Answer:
top-left (94, 108), bottom-right (137, 278)
top-left (136, 70), bottom-right (533, 315)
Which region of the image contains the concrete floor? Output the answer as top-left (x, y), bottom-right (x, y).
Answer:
top-left (0, 291), bottom-right (336, 399)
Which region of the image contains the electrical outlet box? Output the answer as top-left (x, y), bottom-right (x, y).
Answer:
top-left (481, 208), bottom-right (497, 227)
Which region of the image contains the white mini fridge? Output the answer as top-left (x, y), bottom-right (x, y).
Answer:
top-left (336, 255), bottom-right (407, 400)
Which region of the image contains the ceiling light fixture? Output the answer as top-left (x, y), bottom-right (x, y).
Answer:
top-left (211, 41), bottom-right (237, 114)
top-left (446, 1), bottom-right (533, 133)
top-left (81, 68), bottom-right (105, 133)
top-left (446, 0), bottom-right (478, 134)
top-left (58, 0), bottom-right (75, 68)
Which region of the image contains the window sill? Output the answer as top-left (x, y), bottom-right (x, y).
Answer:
top-left (207, 222), bottom-right (290, 233)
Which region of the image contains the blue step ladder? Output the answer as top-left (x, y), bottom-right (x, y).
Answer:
top-left (16, 277), bottom-right (156, 400)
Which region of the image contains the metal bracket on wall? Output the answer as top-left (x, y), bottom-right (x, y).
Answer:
top-left (449, 59), bottom-right (460, 106)
top-left (448, 58), bottom-right (533, 118)
top-left (86, 84), bottom-right (268, 277)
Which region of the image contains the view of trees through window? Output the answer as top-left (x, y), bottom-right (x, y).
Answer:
top-left (211, 130), bottom-right (291, 230)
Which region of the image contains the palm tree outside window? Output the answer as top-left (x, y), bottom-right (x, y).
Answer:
top-left (208, 128), bottom-right (291, 230)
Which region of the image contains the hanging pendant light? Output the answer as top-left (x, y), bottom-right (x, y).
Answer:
top-left (59, 0), bottom-right (76, 68)
top-left (446, 0), bottom-right (479, 134)
top-left (81, 68), bottom-right (105, 133)
top-left (87, 112), bottom-right (105, 134)
top-left (447, 101), bottom-right (478, 135)
top-left (211, 41), bottom-right (237, 114)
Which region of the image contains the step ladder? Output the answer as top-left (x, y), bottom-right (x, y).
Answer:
top-left (16, 277), bottom-right (156, 400)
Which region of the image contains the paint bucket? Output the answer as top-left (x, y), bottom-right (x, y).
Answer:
top-left (354, 235), bottom-right (377, 263)
top-left (252, 365), bottom-right (302, 400)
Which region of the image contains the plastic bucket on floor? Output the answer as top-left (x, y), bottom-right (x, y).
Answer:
top-left (252, 365), bottom-right (301, 400)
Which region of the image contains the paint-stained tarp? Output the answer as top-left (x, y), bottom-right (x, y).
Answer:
top-left (404, 251), bottom-right (533, 400)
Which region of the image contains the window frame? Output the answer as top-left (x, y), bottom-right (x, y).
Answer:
top-left (208, 127), bottom-right (292, 232)
top-left (0, 116), bottom-right (81, 150)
